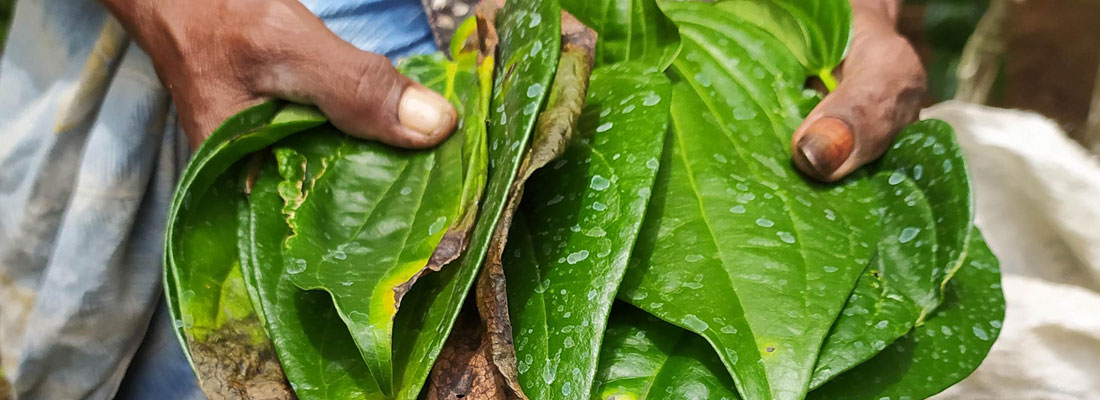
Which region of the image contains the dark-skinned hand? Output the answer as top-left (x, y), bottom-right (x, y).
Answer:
top-left (100, 0), bottom-right (459, 150)
top-left (791, 0), bottom-right (926, 182)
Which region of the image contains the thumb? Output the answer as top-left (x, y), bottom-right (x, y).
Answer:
top-left (254, 34), bottom-right (457, 149)
top-left (790, 26), bottom-right (925, 182)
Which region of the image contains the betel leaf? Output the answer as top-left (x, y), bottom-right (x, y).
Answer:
top-left (273, 43), bottom-right (482, 396)
top-left (619, 1), bottom-right (874, 399)
top-left (593, 304), bottom-right (740, 400)
top-left (235, 21), bottom-right (493, 398)
top-left (504, 63), bottom-right (671, 400)
top-left (391, 1), bottom-right (562, 398)
top-left (709, 0), bottom-right (852, 88)
top-left (469, 12), bottom-right (595, 398)
top-left (810, 120), bottom-right (976, 387)
top-left (241, 158), bottom-right (380, 399)
top-left (560, 0), bottom-right (681, 69)
top-left (809, 231), bottom-right (1005, 399)
top-left (173, 165), bottom-right (293, 398)
top-left (165, 103), bottom-right (325, 396)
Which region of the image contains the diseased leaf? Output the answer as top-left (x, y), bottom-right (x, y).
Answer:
top-left (809, 231), bottom-right (1005, 400)
top-left (593, 304), bottom-right (740, 400)
top-left (242, 158), bottom-right (381, 399)
top-left (470, 10), bottom-right (592, 399)
top-left (710, 0), bottom-right (852, 86)
top-left (176, 168), bottom-right (293, 399)
top-left (619, 2), bottom-right (874, 398)
top-left (561, 0), bottom-right (681, 69)
top-left (274, 52), bottom-right (473, 395)
top-left (810, 120), bottom-right (976, 387)
top-left (504, 63), bottom-right (671, 400)
top-left (165, 103), bottom-right (326, 397)
top-left (407, 1), bottom-right (562, 398)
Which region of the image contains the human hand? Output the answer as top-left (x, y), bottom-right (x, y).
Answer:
top-left (791, 0), bottom-right (926, 182)
top-left (101, 0), bottom-right (458, 150)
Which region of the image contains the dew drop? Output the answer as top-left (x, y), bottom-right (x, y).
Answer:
top-left (596, 122), bottom-right (614, 133)
top-left (888, 171), bottom-right (906, 185)
top-left (526, 83), bottom-right (543, 98)
top-left (777, 231), bottom-right (796, 244)
top-left (972, 326), bottom-right (989, 341)
top-left (590, 175), bottom-right (611, 191)
top-left (729, 205), bottom-right (746, 214)
top-left (428, 216), bottom-right (448, 236)
top-left (643, 92), bottom-right (661, 106)
top-left (646, 158), bottom-right (659, 170)
top-left (567, 250), bottom-right (590, 264)
top-left (288, 259), bottom-right (307, 274)
top-left (899, 227), bottom-right (921, 244)
top-left (682, 314), bottom-right (709, 331)
top-left (755, 217), bottom-right (775, 228)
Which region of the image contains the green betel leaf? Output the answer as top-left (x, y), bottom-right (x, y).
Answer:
top-left (165, 103), bottom-right (326, 397)
top-left (810, 120), bottom-right (977, 388)
top-left (242, 159), bottom-right (381, 399)
top-left (274, 63), bottom-right (469, 396)
top-left (237, 20), bottom-right (497, 397)
top-left (593, 304), bottom-right (740, 400)
top-left (619, 2), bottom-right (875, 399)
top-left (505, 63), bottom-right (671, 399)
top-left (391, 1), bottom-right (562, 398)
top-left (560, 0), bottom-right (681, 69)
top-left (709, 0), bottom-right (853, 88)
top-left (809, 231), bottom-right (1005, 399)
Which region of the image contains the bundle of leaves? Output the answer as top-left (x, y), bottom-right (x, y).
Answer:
top-left (163, 0), bottom-right (1005, 399)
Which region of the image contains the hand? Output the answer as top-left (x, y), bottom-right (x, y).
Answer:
top-left (100, 0), bottom-right (458, 150)
top-left (791, 0), bottom-right (926, 182)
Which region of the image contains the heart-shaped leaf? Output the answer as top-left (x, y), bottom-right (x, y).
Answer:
top-left (619, 2), bottom-right (873, 398)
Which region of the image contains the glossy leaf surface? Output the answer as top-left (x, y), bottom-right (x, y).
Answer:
top-left (711, 0), bottom-right (852, 84)
top-left (593, 305), bottom-right (740, 400)
top-left (276, 69), bottom-right (466, 396)
top-left (810, 231), bottom-right (1004, 399)
top-left (620, 2), bottom-right (875, 398)
top-left (242, 159), bottom-right (381, 399)
top-left (810, 120), bottom-right (976, 387)
top-left (391, 1), bottom-right (562, 398)
top-left (165, 104), bottom-right (326, 396)
top-left (560, 0), bottom-right (681, 68)
top-left (505, 64), bottom-right (671, 399)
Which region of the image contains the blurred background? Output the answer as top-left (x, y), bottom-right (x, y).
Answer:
top-left (899, 0), bottom-right (1100, 154)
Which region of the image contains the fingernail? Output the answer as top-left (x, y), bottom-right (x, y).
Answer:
top-left (398, 86), bottom-right (456, 138)
top-left (796, 117), bottom-right (854, 179)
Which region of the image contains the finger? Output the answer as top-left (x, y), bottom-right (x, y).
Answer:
top-left (251, 19), bottom-right (457, 149)
top-left (791, 22), bottom-right (926, 182)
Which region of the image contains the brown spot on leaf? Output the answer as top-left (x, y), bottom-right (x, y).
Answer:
top-left (428, 309), bottom-right (511, 400)
top-left (188, 320), bottom-right (293, 400)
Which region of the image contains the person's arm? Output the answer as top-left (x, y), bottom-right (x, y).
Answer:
top-left (791, 0), bottom-right (926, 182)
top-left (99, 0), bottom-right (457, 149)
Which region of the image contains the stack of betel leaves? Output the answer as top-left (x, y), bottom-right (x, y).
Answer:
top-left (163, 0), bottom-right (1005, 399)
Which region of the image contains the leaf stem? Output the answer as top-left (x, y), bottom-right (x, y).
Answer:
top-left (820, 69), bottom-right (839, 92)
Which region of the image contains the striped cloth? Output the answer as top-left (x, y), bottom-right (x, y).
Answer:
top-left (0, 1), bottom-right (436, 398)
